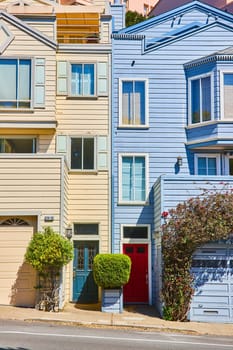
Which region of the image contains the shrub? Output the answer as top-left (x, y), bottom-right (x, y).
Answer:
top-left (25, 226), bottom-right (73, 311)
top-left (25, 226), bottom-right (73, 274)
top-left (93, 254), bottom-right (131, 289)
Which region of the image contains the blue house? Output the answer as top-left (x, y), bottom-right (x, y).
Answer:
top-left (112, 0), bottom-right (233, 322)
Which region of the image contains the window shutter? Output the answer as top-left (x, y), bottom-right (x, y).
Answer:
top-left (56, 135), bottom-right (67, 153)
top-left (97, 62), bottom-right (108, 96)
top-left (57, 61), bottom-right (68, 95)
top-left (97, 136), bottom-right (108, 170)
top-left (34, 58), bottom-right (45, 108)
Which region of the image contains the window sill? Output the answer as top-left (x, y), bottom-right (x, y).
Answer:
top-left (69, 169), bottom-right (98, 175)
top-left (186, 120), bottom-right (218, 129)
top-left (0, 108), bottom-right (34, 113)
top-left (66, 95), bottom-right (98, 100)
top-left (118, 125), bottom-right (149, 130)
top-left (118, 201), bottom-right (149, 206)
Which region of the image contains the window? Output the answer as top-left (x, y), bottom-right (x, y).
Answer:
top-left (120, 155), bottom-right (147, 203)
top-left (0, 59), bottom-right (31, 109)
top-left (120, 79), bottom-right (148, 127)
top-left (74, 223), bottom-right (99, 235)
top-left (195, 154), bottom-right (220, 175)
top-left (123, 226), bottom-right (148, 239)
top-left (71, 63), bottom-right (95, 96)
top-left (190, 74), bottom-right (212, 124)
top-left (0, 138), bottom-right (36, 153)
top-left (223, 73), bottom-right (233, 119)
top-left (71, 137), bottom-right (95, 170)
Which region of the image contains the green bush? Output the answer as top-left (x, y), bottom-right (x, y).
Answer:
top-left (25, 226), bottom-right (73, 273)
top-left (93, 254), bottom-right (131, 289)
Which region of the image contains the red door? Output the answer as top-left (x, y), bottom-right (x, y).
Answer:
top-left (123, 243), bottom-right (149, 303)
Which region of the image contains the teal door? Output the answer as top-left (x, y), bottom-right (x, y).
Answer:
top-left (72, 241), bottom-right (98, 303)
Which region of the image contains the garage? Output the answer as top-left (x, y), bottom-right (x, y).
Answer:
top-left (0, 221), bottom-right (36, 306)
top-left (190, 245), bottom-right (233, 323)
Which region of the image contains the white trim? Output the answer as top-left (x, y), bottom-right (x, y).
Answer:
top-left (118, 153), bottom-right (149, 205)
top-left (188, 72), bottom-right (214, 125)
top-left (118, 78), bottom-right (149, 128)
top-left (68, 62), bottom-right (97, 98)
top-left (194, 153), bottom-right (221, 175)
top-left (120, 224), bottom-right (151, 243)
top-left (220, 69), bottom-right (233, 121)
top-left (223, 153), bottom-right (233, 175)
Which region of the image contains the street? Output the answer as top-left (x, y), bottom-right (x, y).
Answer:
top-left (0, 320), bottom-right (232, 350)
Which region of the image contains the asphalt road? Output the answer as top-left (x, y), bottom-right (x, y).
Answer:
top-left (0, 320), bottom-right (232, 350)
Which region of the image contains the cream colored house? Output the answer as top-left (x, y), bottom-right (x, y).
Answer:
top-left (0, 0), bottom-right (111, 306)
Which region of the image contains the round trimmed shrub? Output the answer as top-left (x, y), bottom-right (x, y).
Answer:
top-left (93, 254), bottom-right (131, 289)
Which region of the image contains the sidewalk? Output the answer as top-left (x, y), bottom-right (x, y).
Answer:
top-left (0, 303), bottom-right (233, 336)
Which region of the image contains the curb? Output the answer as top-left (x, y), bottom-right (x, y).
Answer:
top-left (23, 317), bottom-right (200, 335)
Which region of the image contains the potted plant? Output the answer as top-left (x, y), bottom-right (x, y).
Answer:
top-left (93, 253), bottom-right (131, 313)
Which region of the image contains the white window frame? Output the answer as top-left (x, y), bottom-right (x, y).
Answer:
top-left (119, 78), bottom-right (149, 128)
top-left (69, 136), bottom-right (97, 172)
top-left (194, 153), bottom-right (220, 175)
top-left (220, 69), bottom-right (233, 120)
top-left (188, 72), bottom-right (214, 125)
top-left (0, 57), bottom-right (33, 110)
top-left (118, 153), bottom-right (149, 205)
top-left (224, 153), bottom-right (233, 175)
top-left (69, 62), bottom-right (96, 97)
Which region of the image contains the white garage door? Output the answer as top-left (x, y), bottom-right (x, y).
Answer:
top-left (190, 245), bottom-right (233, 323)
top-left (0, 225), bottom-right (36, 306)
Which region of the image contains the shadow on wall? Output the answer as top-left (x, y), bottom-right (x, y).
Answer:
top-left (10, 262), bottom-right (36, 307)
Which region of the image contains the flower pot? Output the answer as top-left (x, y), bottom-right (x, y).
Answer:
top-left (101, 288), bottom-right (123, 313)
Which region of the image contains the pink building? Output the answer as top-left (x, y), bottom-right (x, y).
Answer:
top-left (150, 0), bottom-right (233, 16)
top-left (110, 0), bottom-right (159, 16)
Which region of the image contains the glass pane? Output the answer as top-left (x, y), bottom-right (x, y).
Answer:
top-left (207, 157), bottom-right (217, 175)
top-left (0, 59), bottom-right (16, 104)
top-left (83, 64), bottom-right (94, 95)
top-left (122, 81), bottom-right (133, 125)
top-left (224, 74), bottom-right (233, 119)
top-left (0, 139), bottom-right (4, 152)
top-left (135, 81), bottom-right (145, 125)
top-left (0, 138), bottom-right (35, 153)
top-left (74, 223), bottom-right (98, 235)
top-left (77, 247), bottom-right (84, 270)
top-left (122, 156), bottom-right (133, 201)
top-left (201, 76), bottom-right (211, 121)
top-left (71, 64), bottom-right (82, 95)
top-left (191, 79), bottom-right (200, 123)
top-left (197, 157), bottom-right (207, 175)
top-left (229, 158), bottom-right (233, 175)
top-left (83, 138), bottom-right (94, 169)
top-left (18, 60), bottom-right (31, 101)
top-left (134, 157), bottom-right (146, 201)
top-left (71, 138), bottom-right (82, 169)
top-left (123, 226), bottom-right (148, 239)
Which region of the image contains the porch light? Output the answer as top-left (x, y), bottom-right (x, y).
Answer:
top-left (177, 156), bottom-right (183, 167)
top-left (65, 227), bottom-right (73, 239)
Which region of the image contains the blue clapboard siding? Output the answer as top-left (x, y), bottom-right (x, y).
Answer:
top-left (111, 1), bottom-right (233, 309)
top-left (157, 175), bottom-right (233, 212)
top-left (110, 4), bottom-right (125, 33)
